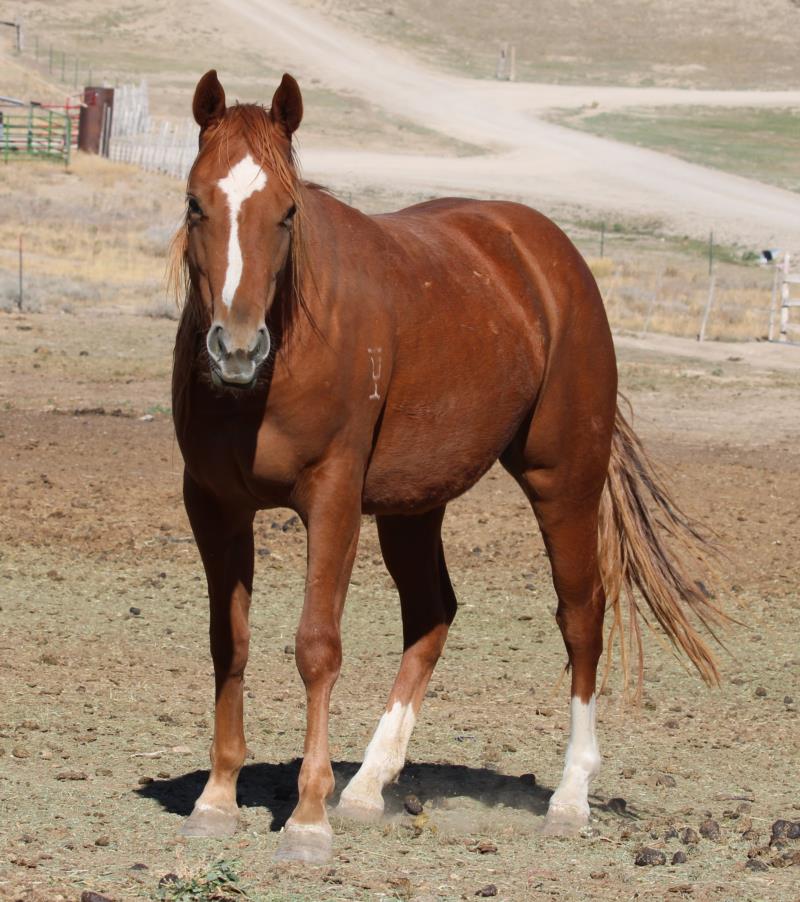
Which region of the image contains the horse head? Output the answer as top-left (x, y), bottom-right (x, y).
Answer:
top-left (184, 70), bottom-right (304, 388)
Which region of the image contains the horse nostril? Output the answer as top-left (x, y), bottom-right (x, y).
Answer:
top-left (206, 324), bottom-right (227, 361)
top-left (249, 326), bottom-right (271, 363)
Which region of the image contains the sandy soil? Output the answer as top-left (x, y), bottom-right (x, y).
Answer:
top-left (1, 309), bottom-right (798, 901)
top-left (217, 0), bottom-right (800, 250)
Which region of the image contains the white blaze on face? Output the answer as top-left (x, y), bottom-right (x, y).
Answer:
top-left (217, 154), bottom-right (267, 308)
top-left (338, 701), bottom-right (416, 812)
top-left (547, 694), bottom-right (601, 819)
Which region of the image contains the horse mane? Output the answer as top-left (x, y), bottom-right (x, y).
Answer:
top-left (168, 103), bottom-right (318, 434)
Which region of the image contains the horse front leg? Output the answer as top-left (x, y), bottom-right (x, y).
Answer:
top-left (180, 472), bottom-right (255, 838)
top-left (274, 463), bottom-right (362, 864)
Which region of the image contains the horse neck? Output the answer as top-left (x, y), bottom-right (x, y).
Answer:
top-left (292, 184), bottom-right (365, 328)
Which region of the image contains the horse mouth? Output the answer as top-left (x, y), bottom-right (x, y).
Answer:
top-left (209, 362), bottom-right (259, 391)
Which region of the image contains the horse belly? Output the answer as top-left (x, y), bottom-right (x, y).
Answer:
top-left (362, 341), bottom-right (540, 514)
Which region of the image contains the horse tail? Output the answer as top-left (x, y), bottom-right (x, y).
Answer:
top-left (597, 399), bottom-right (728, 697)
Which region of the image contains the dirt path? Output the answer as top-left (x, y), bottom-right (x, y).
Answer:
top-left (1, 311), bottom-right (799, 900)
top-left (221, 0), bottom-right (800, 248)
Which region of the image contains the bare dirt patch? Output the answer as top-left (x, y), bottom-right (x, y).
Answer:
top-left (1, 310), bottom-right (799, 900)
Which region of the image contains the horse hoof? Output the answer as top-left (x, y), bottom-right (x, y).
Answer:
top-left (179, 804), bottom-right (238, 838)
top-left (273, 824), bottom-right (332, 864)
top-left (334, 797), bottom-right (384, 824)
top-left (541, 805), bottom-right (588, 837)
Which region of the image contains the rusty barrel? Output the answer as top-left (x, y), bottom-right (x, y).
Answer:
top-left (78, 87), bottom-right (114, 156)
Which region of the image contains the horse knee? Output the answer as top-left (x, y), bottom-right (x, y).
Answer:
top-left (294, 623), bottom-right (341, 688)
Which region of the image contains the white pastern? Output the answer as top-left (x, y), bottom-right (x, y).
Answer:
top-left (547, 694), bottom-right (601, 819)
top-left (339, 701), bottom-right (416, 811)
top-left (218, 154), bottom-right (267, 308)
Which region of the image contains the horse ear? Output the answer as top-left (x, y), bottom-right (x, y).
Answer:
top-left (270, 73), bottom-right (303, 137)
top-left (193, 70), bottom-right (226, 131)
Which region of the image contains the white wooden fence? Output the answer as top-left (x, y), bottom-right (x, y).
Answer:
top-left (109, 81), bottom-right (198, 178)
top-left (768, 254), bottom-right (800, 343)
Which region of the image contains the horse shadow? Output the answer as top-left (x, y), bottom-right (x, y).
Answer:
top-left (136, 759), bottom-right (566, 832)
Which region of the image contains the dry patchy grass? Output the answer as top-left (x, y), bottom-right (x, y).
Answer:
top-left (550, 106), bottom-right (800, 195)
top-left (297, 0), bottom-right (800, 88)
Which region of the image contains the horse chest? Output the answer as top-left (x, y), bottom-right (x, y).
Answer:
top-left (180, 411), bottom-right (305, 507)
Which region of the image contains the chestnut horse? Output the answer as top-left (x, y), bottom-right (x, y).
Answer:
top-left (170, 70), bottom-right (724, 863)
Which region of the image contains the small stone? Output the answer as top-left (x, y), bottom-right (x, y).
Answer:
top-left (56, 770), bottom-right (88, 781)
top-left (284, 644), bottom-right (295, 655)
top-left (745, 859), bottom-right (769, 872)
top-left (137, 775), bottom-right (153, 785)
top-left (671, 850), bottom-right (687, 865)
top-left (158, 873), bottom-right (180, 887)
top-left (755, 687), bottom-right (767, 697)
top-left (664, 719), bottom-right (680, 729)
top-left (680, 827), bottom-right (699, 845)
top-left (11, 745), bottom-right (30, 759)
top-left (621, 767), bottom-right (636, 778)
top-left (94, 835), bottom-right (110, 847)
top-left (771, 819), bottom-right (791, 841)
top-left (130, 863), bottom-right (148, 871)
top-left (784, 696), bottom-right (794, 705)
top-left (657, 774), bottom-right (677, 788)
top-left (788, 822), bottom-right (800, 839)
top-left (473, 840), bottom-right (497, 854)
top-left (635, 847), bottom-right (666, 866)
top-left (129, 607), bottom-right (141, 616)
top-left (742, 829), bottom-right (760, 842)
top-left (475, 886), bottom-right (497, 898)
top-left (519, 773), bottom-right (536, 787)
top-left (699, 819), bottom-right (721, 841)
top-left (770, 852), bottom-right (796, 868)
top-left (664, 826), bottom-right (678, 840)
top-left (607, 797), bottom-right (627, 815)
top-left (95, 767), bottom-right (112, 776)
top-left (404, 794), bottom-right (423, 815)
top-left (81, 894), bottom-right (114, 902)
top-left (590, 871), bottom-right (607, 880)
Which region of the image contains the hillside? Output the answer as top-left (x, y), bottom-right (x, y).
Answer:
top-left (296, 0), bottom-right (800, 89)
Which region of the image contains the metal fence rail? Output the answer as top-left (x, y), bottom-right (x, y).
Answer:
top-left (1, 107), bottom-right (71, 164)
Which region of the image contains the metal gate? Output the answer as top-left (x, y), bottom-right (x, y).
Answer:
top-left (1, 106), bottom-right (71, 165)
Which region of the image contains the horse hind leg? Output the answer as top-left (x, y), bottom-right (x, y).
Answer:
top-left (502, 408), bottom-right (611, 832)
top-left (336, 506), bottom-right (456, 821)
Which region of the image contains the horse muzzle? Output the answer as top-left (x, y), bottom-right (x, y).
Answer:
top-left (206, 322), bottom-right (271, 388)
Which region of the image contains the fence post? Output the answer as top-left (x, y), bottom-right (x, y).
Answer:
top-left (779, 253), bottom-right (791, 342)
top-left (496, 43), bottom-right (508, 80)
top-left (698, 274), bottom-right (716, 342)
top-left (509, 44), bottom-right (516, 82)
top-left (708, 230), bottom-right (714, 276)
top-left (768, 261), bottom-right (780, 341)
top-left (18, 235), bottom-right (24, 311)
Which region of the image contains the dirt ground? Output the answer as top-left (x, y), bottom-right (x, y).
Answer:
top-left (1, 310), bottom-right (799, 901)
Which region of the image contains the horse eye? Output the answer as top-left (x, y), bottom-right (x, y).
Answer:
top-left (281, 204), bottom-right (296, 228)
top-left (187, 196), bottom-right (203, 217)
